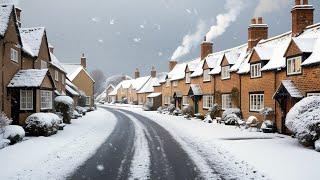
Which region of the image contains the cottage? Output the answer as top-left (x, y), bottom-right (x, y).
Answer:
top-left (62, 54), bottom-right (95, 108)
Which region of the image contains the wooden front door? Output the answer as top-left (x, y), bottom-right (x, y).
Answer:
top-left (194, 96), bottom-right (199, 114)
top-left (11, 90), bottom-right (20, 125)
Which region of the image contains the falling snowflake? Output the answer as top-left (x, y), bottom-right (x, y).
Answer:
top-left (140, 25), bottom-right (145, 29)
top-left (98, 39), bottom-right (104, 43)
top-left (91, 17), bottom-right (100, 22)
top-left (158, 52), bottom-right (163, 56)
top-left (97, 165), bottom-right (104, 171)
top-left (110, 19), bottom-right (115, 25)
top-left (185, 9), bottom-right (192, 14)
top-left (133, 38), bottom-right (141, 43)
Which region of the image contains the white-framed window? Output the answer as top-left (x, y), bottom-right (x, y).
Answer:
top-left (172, 81), bottom-right (178, 87)
top-left (250, 63), bottom-right (261, 78)
top-left (203, 95), bottom-right (214, 109)
top-left (139, 96), bottom-right (144, 105)
top-left (307, 93), bottom-right (320, 97)
top-left (20, 90), bottom-right (33, 110)
top-left (86, 96), bottom-right (91, 106)
top-left (40, 60), bottom-right (47, 69)
top-left (40, 90), bottom-right (52, 110)
top-left (287, 56), bottom-right (302, 75)
top-left (10, 48), bottom-right (18, 63)
top-left (221, 94), bottom-right (232, 110)
top-left (55, 70), bottom-right (59, 81)
top-left (147, 98), bottom-right (153, 105)
top-left (166, 79), bottom-right (170, 87)
top-left (185, 72), bottom-right (191, 84)
top-left (164, 96), bottom-right (171, 105)
top-left (182, 96), bottom-right (189, 106)
top-left (250, 94), bottom-right (264, 112)
top-left (221, 66), bottom-right (230, 80)
top-left (203, 69), bottom-right (211, 82)
top-left (61, 75), bottom-right (65, 85)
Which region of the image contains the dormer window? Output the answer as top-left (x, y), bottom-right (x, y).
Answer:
top-left (287, 56), bottom-right (302, 75)
top-left (203, 69), bottom-right (211, 82)
top-left (221, 66), bottom-right (230, 80)
top-left (10, 48), bottom-right (18, 63)
top-left (185, 72), bottom-right (191, 84)
top-left (172, 81), bottom-right (178, 87)
top-left (250, 63), bottom-right (261, 78)
top-left (166, 79), bottom-right (170, 87)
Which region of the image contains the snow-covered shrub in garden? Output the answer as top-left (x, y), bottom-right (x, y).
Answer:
top-left (157, 106), bottom-right (164, 113)
top-left (55, 96), bottom-right (74, 124)
top-left (182, 105), bottom-right (194, 117)
top-left (26, 113), bottom-right (62, 136)
top-left (143, 101), bottom-right (153, 111)
top-left (173, 108), bottom-right (182, 116)
top-left (224, 114), bottom-right (241, 125)
top-left (0, 112), bottom-right (12, 135)
top-left (203, 115), bottom-right (213, 123)
top-left (286, 96), bottom-right (320, 147)
top-left (168, 104), bottom-right (176, 114)
top-left (261, 120), bottom-right (276, 133)
top-left (76, 106), bottom-right (87, 115)
top-left (0, 139), bottom-right (10, 149)
top-left (208, 104), bottom-right (221, 119)
top-left (315, 140), bottom-right (320, 152)
top-left (222, 108), bottom-right (242, 125)
top-left (3, 125), bottom-right (25, 144)
top-left (259, 107), bottom-right (274, 118)
top-left (71, 110), bottom-right (82, 119)
top-left (195, 113), bottom-right (205, 120)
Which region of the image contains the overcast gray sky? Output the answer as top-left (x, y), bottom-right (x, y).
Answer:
top-left (15, 0), bottom-right (320, 77)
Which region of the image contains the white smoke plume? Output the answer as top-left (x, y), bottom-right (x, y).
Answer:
top-left (171, 20), bottom-right (206, 60)
top-left (206, 0), bottom-right (245, 42)
top-left (0, 0), bottom-right (19, 5)
top-left (254, 0), bottom-right (289, 17)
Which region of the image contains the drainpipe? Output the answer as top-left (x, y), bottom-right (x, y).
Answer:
top-left (274, 69), bottom-right (277, 132)
top-left (239, 75), bottom-right (242, 109)
top-left (1, 41), bottom-right (5, 112)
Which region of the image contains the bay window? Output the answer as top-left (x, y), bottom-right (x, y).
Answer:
top-left (20, 90), bottom-right (33, 110)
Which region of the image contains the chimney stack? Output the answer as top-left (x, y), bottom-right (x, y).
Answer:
top-left (134, 68), bottom-right (140, 79)
top-left (49, 44), bottom-right (54, 54)
top-left (151, 66), bottom-right (156, 78)
top-left (248, 17), bottom-right (268, 51)
top-left (169, 60), bottom-right (177, 71)
top-left (291, 0), bottom-right (314, 37)
top-left (200, 36), bottom-right (213, 60)
top-left (80, 53), bottom-right (87, 69)
top-left (15, 7), bottom-right (21, 27)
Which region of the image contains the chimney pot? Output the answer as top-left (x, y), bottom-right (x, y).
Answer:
top-left (134, 68), bottom-right (140, 79)
top-left (248, 17), bottom-right (268, 51)
top-left (295, 0), bottom-right (301, 5)
top-left (80, 53), bottom-right (87, 69)
top-left (200, 40), bottom-right (213, 60)
top-left (169, 60), bottom-right (177, 71)
top-left (151, 66), bottom-right (156, 78)
top-left (258, 17), bottom-right (263, 24)
top-left (251, 18), bottom-right (256, 24)
top-left (303, 0), bottom-right (308, 5)
top-left (15, 7), bottom-right (21, 27)
top-left (291, 0), bottom-right (314, 37)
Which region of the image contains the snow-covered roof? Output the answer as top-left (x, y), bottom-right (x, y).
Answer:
top-left (187, 58), bottom-right (201, 72)
top-left (0, 4), bottom-right (13, 37)
top-left (189, 84), bottom-right (202, 96)
top-left (168, 63), bottom-right (187, 81)
top-left (292, 37), bottom-right (317, 52)
top-left (66, 85), bottom-right (79, 96)
top-left (20, 27), bottom-right (45, 57)
top-left (190, 60), bottom-right (205, 77)
top-left (147, 92), bottom-right (162, 98)
top-left (132, 76), bottom-right (150, 90)
top-left (7, 69), bottom-right (49, 88)
top-left (50, 52), bottom-right (66, 73)
top-left (138, 77), bottom-right (160, 94)
top-left (62, 63), bottom-right (95, 82)
top-left (302, 38), bottom-right (320, 66)
top-left (156, 72), bottom-right (168, 84)
top-left (274, 80), bottom-right (303, 98)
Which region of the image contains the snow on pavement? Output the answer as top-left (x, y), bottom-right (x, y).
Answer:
top-left (124, 113), bottom-right (151, 180)
top-left (0, 108), bottom-right (117, 180)
top-left (116, 106), bottom-right (320, 180)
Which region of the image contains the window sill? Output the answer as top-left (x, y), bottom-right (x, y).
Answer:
top-left (203, 80), bottom-right (211, 83)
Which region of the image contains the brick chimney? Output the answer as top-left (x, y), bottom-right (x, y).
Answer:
top-left (49, 44), bottom-right (54, 53)
top-left (134, 68), bottom-right (140, 79)
top-left (80, 53), bottom-right (87, 69)
top-left (15, 7), bottom-right (21, 27)
top-left (169, 60), bottom-right (177, 71)
top-left (200, 36), bottom-right (213, 60)
top-left (248, 17), bottom-right (268, 51)
top-left (291, 0), bottom-right (314, 37)
top-left (151, 66), bottom-right (156, 78)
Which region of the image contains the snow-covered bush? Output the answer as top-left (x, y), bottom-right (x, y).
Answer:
top-left (0, 139), bottom-right (10, 149)
top-left (71, 110), bottom-right (82, 119)
top-left (246, 116), bottom-right (258, 125)
top-left (173, 108), bottom-right (182, 116)
top-left (182, 105), bottom-right (194, 117)
top-left (3, 125), bottom-right (25, 144)
top-left (286, 96), bottom-right (320, 147)
top-left (25, 113), bottom-right (62, 137)
top-left (157, 106), bottom-right (164, 113)
top-left (203, 115), bottom-right (213, 123)
top-left (0, 112), bottom-right (12, 135)
top-left (168, 104), bottom-right (176, 114)
top-left (315, 140), bottom-right (320, 152)
top-left (195, 113), bottom-right (205, 120)
top-left (261, 120), bottom-right (276, 133)
top-left (55, 96), bottom-right (74, 124)
top-left (76, 106), bottom-right (87, 115)
top-left (208, 104), bottom-right (221, 119)
top-left (222, 108), bottom-right (242, 125)
top-left (224, 114), bottom-right (241, 125)
top-left (143, 101), bottom-right (153, 111)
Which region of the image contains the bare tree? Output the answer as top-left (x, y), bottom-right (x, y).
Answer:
top-left (90, 69), bottom-right (106, 97)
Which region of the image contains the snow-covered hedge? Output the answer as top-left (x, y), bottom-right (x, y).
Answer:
top-left (208, 104), bottom-right (221, 119)
top-left (0, 139), bottom-right (10, 149)
top-left (222, 108), bottom-right (242, 125)
top-left (182, 105), bottom-right (194, 117)
top-left (0, 112), bottom-right (12, 135)
top-left (25, 113), bottom-right (62, 137)
top-left (71, 110), bottom-right (82, 119)
top-left (224, 114), bottom-right (241, 125)
top-left (222, 108), bottom-right (242, 120)
top-left (168, 104), bottom-right (176, 114)
top-left (261, 120), bottom-right (276, 133)
top-left (76, 106), bottom-right (87, 115)
top-left (55, 96), bottom-right (74, 124)
top-left (143, 101), bottom-right (153, 111)
top-left (286, 96), bottom-right (320, 147)
top-left (173, 108), bottom-right (182, 116)
top-left (3, 125), bottom-right (25, 144)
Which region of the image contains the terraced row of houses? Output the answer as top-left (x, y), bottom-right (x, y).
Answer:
top-left (108, 0), bottom-right (320, 134)
top-left (0, 4), bottom-right (94, 125)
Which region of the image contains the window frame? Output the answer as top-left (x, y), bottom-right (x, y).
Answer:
top-left (86, 96), bottom-right (91, 106)
top-left (287, 56), bottom-right (302, 75)
top-left (185, 72), bottom-right (191, 84)
top-left (249, 93), bottom-right (264, 112)
top-left (203, 69), bottom-right (211, 82)
top-left (40, 90), bottom-right (52, 110)
top-left (250, 63), bottom-right (262, 78)
top-left (172, 81), bottom-right (178, 87)
top-left (307, 92), bottom-right (320, 97)
top-left (221, 94), bottom-right (231, 110)
top-left (166, 79), bottom-right (170, 87)
top-left (10, 48), bottom-right (18, 63)
top-left (221, 66), bottom-right (230, 80)
top-left (20, 90), bottom-right (33, 110)
top-left (55, 70), bottom-right (59, 81)
top-left (182, 96), bottom-right (189, 106)
top-left (203, 95), bottom-right (214, 109)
